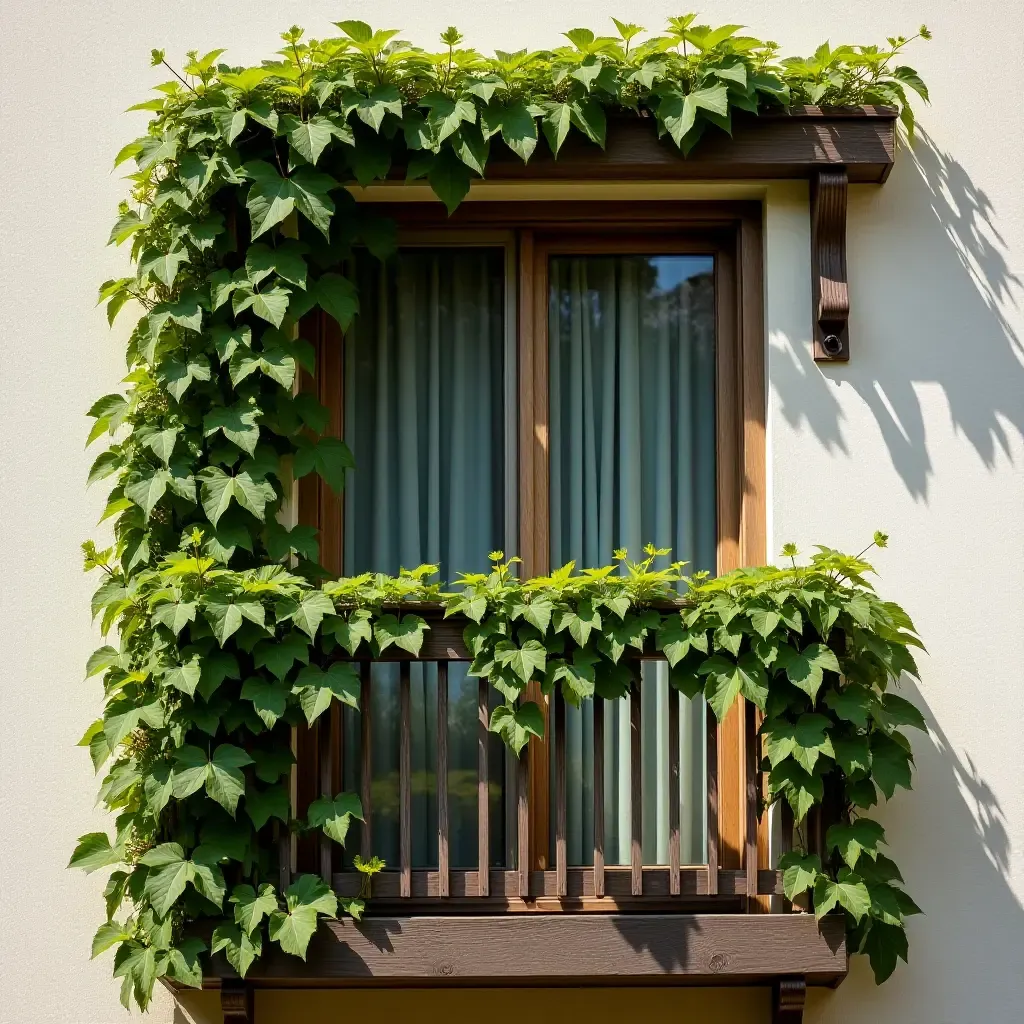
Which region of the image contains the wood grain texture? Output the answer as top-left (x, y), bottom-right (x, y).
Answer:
top-left (744, 700), bottom-right (759, 911)
top-left (437, 661), bottom-right (449, 898)
top-left (554, 687), bottom-right (567, 897)
top-left (477, 679), bottom-right (489, 896)
top-left (706, 704), bottom-right (719, 897)
top-left (593, 698), bottom-right (605, 898)
top-left (385, 109), bottom-right (895, 184)
top-left (399, 662), bottom-right (412, 898)
top-left (668, 685), bottom-right (681, 897)
top-left (772, 977), bottom-right (808, 1023)
top-left (202, 913), bottom-right (847, 987)
top-left (220, 979), bottom-right (253, 1022)
top-left (517, 754), bottom-right (529, 898)
top-left (319, 710), bottom-right (334, 884)
top-left (810, 168), bottom-right (850, 360)
top-left (630, 683), bottom-right (643, 896)
top-left (359, 662), bottom-right (372, 861)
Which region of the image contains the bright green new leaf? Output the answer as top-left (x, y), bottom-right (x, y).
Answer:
top-left (68, 832), bottom-right (122, 873)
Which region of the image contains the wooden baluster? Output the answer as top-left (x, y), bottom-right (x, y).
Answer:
top-left (706, 702), bottom-right (719, 896)
top-left (359, 661), bottom-right (372, 861)
top-left (554, 686), bottom-right (567, 898)
top-left (593, 697), bottom-right (605, 898)
top-left (399, 661), bottom-right (412, 898)
top-left (478, 679), bottom-right (490, 897)
top-left (437, 661), bottom-right (449, 898)
top-left (276, 821), bottom-right (291, 894)
top-left (668, 684), bottom-right (681, 896)
top-left (630, 678), bottom-right (643, 897)
top-left (745, 699), bottom-right (760, 909)
top-left (318, 705), bottom-right (335, 884)
top-left (517, 747), bottom-right (529, 899)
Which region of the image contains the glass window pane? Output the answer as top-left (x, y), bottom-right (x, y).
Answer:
top-left (342, 247), bottom-right (509, 869)
top-left (548, 253), bottom-right (716, 866)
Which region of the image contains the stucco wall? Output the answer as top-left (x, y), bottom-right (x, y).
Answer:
top-left (2, 2), bottom-right (1021, 1022)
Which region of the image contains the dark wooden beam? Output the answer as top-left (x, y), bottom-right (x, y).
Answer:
top-left (810, 168), bottom-right (851, 361)
top-left (457, 107), bottom-right (896, 184)
top-left (772, 977), bottom-right (807, 1023)
top-left (220, 979), bottom-right (253, 1023)
top-left (200, 913), bottom-right (847, 988)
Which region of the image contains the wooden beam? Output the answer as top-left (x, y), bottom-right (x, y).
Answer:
top-left (810, 169), bottom-right (850, 361)
top-left (202, 914), bottom-right (846, 988)
top-left (220, 979), bottom-right (253, 1023)
top-left (772, 977), bottom-right (807, 1023)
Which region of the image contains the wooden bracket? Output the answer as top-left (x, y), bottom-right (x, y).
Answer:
top-left (810, 168), bottom-right (850, 361)
top-left (221, 979), bottom-right (254, 1024)
top-left (772, 977), bottom-right (807, 1023)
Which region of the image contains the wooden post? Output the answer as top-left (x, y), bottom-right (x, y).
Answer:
top-left (477, 679), bottom-right (490, 896)
top-left (772, 977), bottom-right (807, 1023)
top-left (437, 661), bottom-right (450, 898)
top-left (593, 697), bottom-right (605, 898)
top-left (220, 980), bottom-right (253, 1024)
top-left (399, 662), bottom-right (412, 899)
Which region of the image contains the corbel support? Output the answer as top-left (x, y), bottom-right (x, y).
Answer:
top-left (772, 977), bottom-right (807, 1024)
top-left (221, 979), bottom-right (254, 1024)
top-left (810, 168), bottom-right (850, 361)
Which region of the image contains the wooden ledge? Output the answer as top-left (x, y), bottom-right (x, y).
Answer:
top-left (199, 913), bottom-right (847, 990)
top-left (476, 106), bottom-right (897, 184)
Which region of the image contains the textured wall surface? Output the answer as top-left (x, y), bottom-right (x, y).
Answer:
top-left (2, 2), bottom-right (1021, 1022)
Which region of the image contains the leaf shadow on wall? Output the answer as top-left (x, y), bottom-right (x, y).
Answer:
top-left (808, 679), bottom-right (1024, 1023)
top-left (771, 130), bottom-right (1024, 502)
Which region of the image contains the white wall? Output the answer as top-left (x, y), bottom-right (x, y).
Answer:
top-left (2, 2), bottom-right (1021, 1023)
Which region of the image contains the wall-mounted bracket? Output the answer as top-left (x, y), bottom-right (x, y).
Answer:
top-left (772, 977), bottom-right (807, 1023)
top-left (221, 980), bottom-right (254, 1024)
top-left (810, 168), bottom-right (850, 361)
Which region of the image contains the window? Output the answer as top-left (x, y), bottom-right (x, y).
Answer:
top-left (296, 201), bottom-right (766, 881)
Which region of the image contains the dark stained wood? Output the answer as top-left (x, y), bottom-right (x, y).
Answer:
top-left (773, 977), bottom-right (808, 1023)
top-left (202, 913), bottom-right (847, 987)
top-left (399, 661), bottom-right (412, 898)
top-left (668, 685), bottom-right (681, 897)
top-left (593, 698), bottom-right (605, 898)
top-left (220, 979), bottom-right (253, 1022)
top-left (319, 709), bottom-right (334, 884)
top-left (810, 168), bottom-right (850, 361)
top-left (517, 752), bottom-right (529, 898)
top-left (745, 700), bottom-right (759, 911)
top-left (277, 823), bottom-right (291, 893)
top-left (630, 682), bottom-right (643, 897)
top-left (330, 866), bottom-right (782, 902)
top-left (706, 704), bottom-right (719, 897)
top-left (472, 108), bottom-right (896, 184)
top-left (554, 687), bottom-right (567, 897)
top-left (359, 662), bottom-right (372, 861)
top-left (317, 310), bottom-right (345, 574)
top-left (437, 661), bottom-right (449, 898)
top-left (477, 679), bottom-right (489, 896)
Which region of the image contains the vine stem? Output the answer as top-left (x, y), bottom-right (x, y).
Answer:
top-left (160, 59), bottom-right (198, 96)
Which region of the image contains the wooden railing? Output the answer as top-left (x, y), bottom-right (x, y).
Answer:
top-left (290, 608), bottom-right (791, 913)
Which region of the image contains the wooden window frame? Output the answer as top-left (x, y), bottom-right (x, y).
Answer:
top-left (296, 200), bottom-right (766, 885)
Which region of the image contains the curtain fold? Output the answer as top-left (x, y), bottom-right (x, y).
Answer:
top-left (548, 254), bottom-right (717, 866)
top-left (343, 248), bottom-right (506, 869)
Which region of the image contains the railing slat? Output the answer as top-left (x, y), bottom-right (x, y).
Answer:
top-left (517, 747), bottom-right (529, 899)
top-left (437, 661), bottom-right (449, 898)
top-left (477, 679), bottom-right (489, 897)
top-left (593, 698), bottom-right (605, 898)
top-left (318, 706), bottom-right (335, 884)
top-left (668, 684), bottom-right (680, 896)
top-left (706, 702), bottom-right (719, 896)
top-left (630, 679), bottom-right (642, 897)
top-left (359, 661), bottom-right (372, 861)
top-left (554, 687), bottom-right (567, 898)
top-left (399, 662), bottom-right (412, 898)
top-left (745, 699), bottom-right (759, 909)
top-left (277, 822), bottom-right (291, 893)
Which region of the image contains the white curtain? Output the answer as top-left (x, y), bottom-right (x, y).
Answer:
top-left (343, 247), bottom-right (507, 869)
top-left (548, 254), bottom-right (717, 866)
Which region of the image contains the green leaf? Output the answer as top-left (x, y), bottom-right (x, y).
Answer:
top-left (211, 923), bottom-right (262, 978)
top-left (373, 613), bottom-right (428, 656)
top-left (768, 759), bottom-right (824, 821)
top-left (700, 653), bottom-right (768, 717)
top-left (485, 100), bottom-right (538, 161)
top-left (283, 114), bottom-right (335, 165)
top-left (294, 662), bottom-right (361, 725)
top-left (199, 466), bottom-right (273, 525)
top-left (814, 872), bottom-right (871, 923)
top-left (207, 744), bottom-right (255, 816)
top-left (204, 403), bottom-right (261, 456)
top-left (163, 656), bottom-right (202, 697)
top-left (253, 631), bottom-right (311, 679)
top-left (489, 701), bottom-right (544, 755)
top-left (493, 638), bottom-right (547, 684)
top-left (827, 818), bottom-right (886, 870)
top-left (877, 693), bottom-right (927, 732)
top-left (279, 590), bottom-right (336, 639)
top-left (269, 875), bottom-right (338, 959)
top-left (140, 843), bottom-right (193, 917)
top-left (427, 146), bottom-right (472, 213)
top-left (293, 435), bottom-right (354, 494)
top-left (763, 713), bottom-right (835, 774)
top-left (240, 677), bottom-right (290, 727)
top-left (92, 920), bottom-right (133, 959)
top-left (68, 832), bottom-right (122, 873)
top-left (124, 468), bottom-right (170, 520)
top-left (832, 734), bottom-right (872, 777)
top-left (324, 609), bottom-right (373, 656)
top-left (656, 614), bottom-right (706, 667)
top-left (231, 883), bottom-right (279, 935)
top-left (864, 920), bottom-right (909, 984)
top-left (870, 732), bottom-right (913, 798)
top-left (824, 684), bottom-right (876, 729)
top-left (775, 643), bottom-right (840, 701)
top-left (243, 160), bottom-right (337, 239)
top-left (140, 245), bottom-right (190, 288)
top-left (244, 781), bottom-right (291, 830)
top-left (313, 272), bottom-right (359, 330)
top-left (778, 851), bottom-right (821, 901)
top-left (307, 792), bottom-right (364, 845)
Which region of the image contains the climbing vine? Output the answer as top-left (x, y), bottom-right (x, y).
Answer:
top-left (75, 14), bottom-right (929, 1010)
